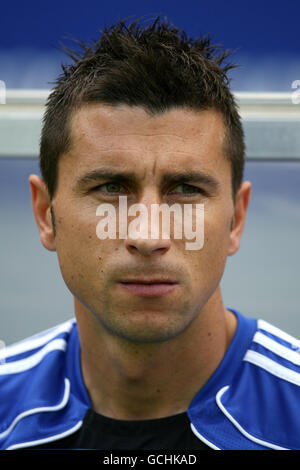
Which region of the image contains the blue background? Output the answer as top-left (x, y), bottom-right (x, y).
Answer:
top-left (1, 0), bottom-right (300, 90)
top-left (0, 1), bottom-right (300, 344)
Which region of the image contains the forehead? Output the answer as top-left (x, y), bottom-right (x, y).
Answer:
top-left (62, 104), bottom-right (229, 180)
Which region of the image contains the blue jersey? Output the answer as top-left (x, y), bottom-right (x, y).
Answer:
top-left (0, 309), bottom-right (300, 450)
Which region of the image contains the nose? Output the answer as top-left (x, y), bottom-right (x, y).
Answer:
top-left (124, 193), bottom-right (172, 256)
top-left (125, 234), bottom-right (171, 256)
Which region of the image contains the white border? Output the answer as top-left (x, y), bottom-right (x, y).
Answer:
top-left (0, 319), bottom-right (74, 361)
top-left (0, 378), bottom-right (70, 441)
top-left (258, 319), bottom-right (300, 348)
top-left (0, 339), bottom-right (67, 375)
top-left (244, 350), bottom-right (300, 387)
top-left (253, 332), bottom-right (300, 365)
top-left (190, 423), bottom-right (221, 450)
top-left (6, 420), bottom-right (83, 450)
top-left (216, 386), bottom-right (288, 450)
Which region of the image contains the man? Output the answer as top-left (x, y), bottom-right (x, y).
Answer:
top-left (0, 17), bottom-right (300, 451)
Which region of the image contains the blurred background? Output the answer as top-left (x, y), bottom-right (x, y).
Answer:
top-left (0, 0), bottom-right (299, 345)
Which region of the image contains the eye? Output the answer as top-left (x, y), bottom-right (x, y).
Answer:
top-left (95, 182), bottom-right (125, 193)
top-left (169, 183), bottom-right (204, 195)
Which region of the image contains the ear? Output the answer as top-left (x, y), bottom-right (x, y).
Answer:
top-left (228, 181), bottom-right (251, 256)
top-left (29, 174), bottom-right (56, 251)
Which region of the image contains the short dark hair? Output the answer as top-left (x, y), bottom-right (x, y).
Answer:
top-left (40, 16), bottom-right (245, 200)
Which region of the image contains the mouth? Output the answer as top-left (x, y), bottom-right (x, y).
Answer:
top-left (119, 279), bottom-right (179, 297)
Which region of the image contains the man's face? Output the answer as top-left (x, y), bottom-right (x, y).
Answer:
top-left (49, 104), bottom-right (240, 343)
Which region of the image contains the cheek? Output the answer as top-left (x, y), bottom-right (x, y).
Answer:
top-left (54, 210), bottom-right (104, 290)
top-left (206, 207), bottom-right (232, 251)
top-left (187, 209), bottom-right (232, 281)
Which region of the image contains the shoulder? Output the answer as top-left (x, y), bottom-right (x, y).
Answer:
top-left (0, 319), bottom-right (75, 380)
top-left (0, 319), bottom-right (88, 450)
top-left (189, 314), bottom-right (300, 450)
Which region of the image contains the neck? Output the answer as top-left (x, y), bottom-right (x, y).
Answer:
top-left (75, 290), bottom-right (237, 420)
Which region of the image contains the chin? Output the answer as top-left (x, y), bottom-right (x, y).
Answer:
top-left (103, 312), bottom-right (194, 345)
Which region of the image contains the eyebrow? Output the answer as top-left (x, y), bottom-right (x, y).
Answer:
top-left (74, 169), bottom-right (139, 191)
top-left (161, 171), bottom-right (220, 191)
top-left (74, 168), bottom-right (220, 193)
